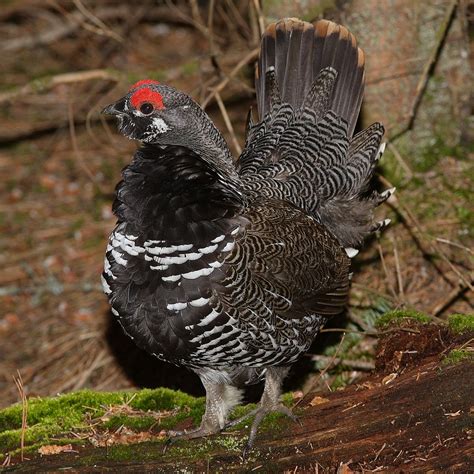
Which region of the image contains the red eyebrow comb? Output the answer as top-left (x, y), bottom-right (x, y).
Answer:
top-left (128, 79), bottom-right (160, 92)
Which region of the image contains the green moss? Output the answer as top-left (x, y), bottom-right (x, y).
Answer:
top-left (375, 309), bottom-right (431, 328)
top-left (448, 313), bottom-right (474, 334)
top-left (101, 414), bottom-right (158, 431)
top-left (0, 388), bottom-right (203, 455)
top-left (0, 387), bottom-right (298, 459)
top-left (442, 349), bottom-right (474, 365)
top-left (105, 442), bottom-right (160, 462)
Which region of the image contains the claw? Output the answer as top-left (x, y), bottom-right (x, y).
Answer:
top-left (242, 441), bottom-right (252, 462)
top-left (225, 407), bottom-right (259, 429)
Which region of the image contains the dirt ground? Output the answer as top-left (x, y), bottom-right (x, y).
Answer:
top-left (0, 0), bottom-right (473, 470)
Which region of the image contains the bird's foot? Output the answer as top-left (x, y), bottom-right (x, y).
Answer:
top-left (166, 423), bottom-right (221, 442)
top-left (228, 403), bottom-right (300, 460)
top-left (163, 423), bottom-right (222, 453)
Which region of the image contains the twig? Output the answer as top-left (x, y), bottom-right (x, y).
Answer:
top-left (387, 142), bottom-right (413, 183)
top-left (201, 47), bottom-right (259, 108)
top-left (165, 0), bottom-right (222, 43)
top-left (377, 242), bottom-right (398, 300)
top-left (295, 334), bottom-right (346, 406)
top-left (310, 355), bottom-right (375, 372)
top-left (390, 235), bottom-right (405, 302)
top-left (1, 6), bottom-right (129, 52)
top-left (224, 0), bottom-right (251, 38)
top-left (13, 371), bottom-right (28, 462)
top-left (72, 0), bottom-right (123, 43)
top-left (189, 0), bottom-right (205, 28)
top-left (0, 69), bottom-right (123, 105)
top-left (435, 238), bottom-right (473, 255)
top-left (390, 0), bottom-right (458, 141)
top-left (431, 280), bottom-right (473, 317)
top-left (252, 0), bottom-right (265, 37)
top-left (379, 176), bottom-right (473, 292)
top-left (215, 91), bottom-right (242, 155)
top-left (347, 310), bottom-right (371, 332)
top-left (206, 0), bottom-right (220, 73)
top-left (72, 349), bottom-right (112, 391)
top-left (68, 103), bottom-right (106, 195)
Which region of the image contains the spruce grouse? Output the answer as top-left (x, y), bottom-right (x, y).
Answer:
top-left (102, 18), bottom-right (393, 451)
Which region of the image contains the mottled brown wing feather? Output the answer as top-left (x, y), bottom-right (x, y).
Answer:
top-left (235, 198), bottom-right (351, 320)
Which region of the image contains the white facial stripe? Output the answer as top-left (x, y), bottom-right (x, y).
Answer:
top-left (151, 117), bottom-right (170, 133)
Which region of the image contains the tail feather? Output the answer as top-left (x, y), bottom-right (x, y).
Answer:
top-left (301, 67), bottom-right (337, 121)
top-left (256, 18), bottom-right (365, 137)
top-left (241, 18), bottom-right (392, 248)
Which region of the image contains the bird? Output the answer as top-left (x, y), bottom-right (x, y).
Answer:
top-left (101, 18), bottom-right (393, 452)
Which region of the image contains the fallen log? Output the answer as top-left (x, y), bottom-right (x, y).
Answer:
top-left (5, 321), bottom-right (473, 472)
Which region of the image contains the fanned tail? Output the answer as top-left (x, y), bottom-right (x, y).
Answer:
top-left (240, 18), bottom-right (392, 249)
top-left (256, 18), bottom-right (365, 137)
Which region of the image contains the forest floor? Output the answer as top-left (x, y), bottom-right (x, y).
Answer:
top-left (1, 315), bottom-right (473, 472)
top-left (0, 0), bottom-right (473, 471)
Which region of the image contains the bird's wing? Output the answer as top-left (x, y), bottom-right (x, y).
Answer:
top-left (224, 198), bottom-right (351, 321)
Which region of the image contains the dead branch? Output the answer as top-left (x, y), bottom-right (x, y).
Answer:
top-left (310, 355), bottom-right (375, 372)
top-left (68, 103), bottom-right (107, 195)
top-left (387, 142), bottom-right (413, 183)
top-left (215, 91), bottom-right (242, 155)
top-left (72, 0), bottom-right (123, 43)
top-left (0, 69), bottom-right (124, 105)
top-left (431, 280), bottom-right (473, 316)
top-left (201, 47), bottom-right (259, 108)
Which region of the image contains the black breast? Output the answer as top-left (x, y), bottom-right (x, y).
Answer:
top-left (103, 145), bottom-right (245, 363)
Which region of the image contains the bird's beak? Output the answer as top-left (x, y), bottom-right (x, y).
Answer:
top-left (101, 98), bottom-right (126, 116)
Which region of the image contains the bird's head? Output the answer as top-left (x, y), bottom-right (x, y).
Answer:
top-left (102, 79), bottom-right (198, 144)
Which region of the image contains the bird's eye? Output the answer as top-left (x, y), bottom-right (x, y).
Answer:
top-left (139, 102), bottom-right (154, 115)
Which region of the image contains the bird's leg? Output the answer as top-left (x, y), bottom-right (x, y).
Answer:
top-left (168, 379), bottom-right (242, 441)
top-left (241, 367), bottom-right (297, 456)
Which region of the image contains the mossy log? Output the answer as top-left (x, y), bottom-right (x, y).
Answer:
top-left (4, 323), bottom-right (473, 473)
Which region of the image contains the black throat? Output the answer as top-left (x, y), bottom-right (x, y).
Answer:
top-left (113, 144), bottom-right (244, 241)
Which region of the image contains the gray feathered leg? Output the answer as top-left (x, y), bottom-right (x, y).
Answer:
top-left (168, 378), bottom-right (242, 441)
top-left (225, 367), bottom-right (297, 456)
